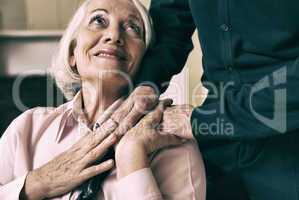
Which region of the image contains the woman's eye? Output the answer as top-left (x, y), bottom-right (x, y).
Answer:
top-left (90, 15), bottom-right (107, 26)
top-left (126, 23), bottom-right (142, 36)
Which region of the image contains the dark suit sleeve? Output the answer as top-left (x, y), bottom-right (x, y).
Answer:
top-left (134, 0), bottom-right (196, 92)
top-left (191, 59), bottom-right (299, 142)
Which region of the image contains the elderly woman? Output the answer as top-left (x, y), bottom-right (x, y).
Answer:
top-left (0, 0), bottom-right (206, 199)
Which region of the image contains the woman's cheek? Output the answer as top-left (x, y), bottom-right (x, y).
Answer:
top-left (127, 59), bottom-right (140, 78)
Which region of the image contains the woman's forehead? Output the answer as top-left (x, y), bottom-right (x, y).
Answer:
top-left (86, 0), bottom-right (141, 19)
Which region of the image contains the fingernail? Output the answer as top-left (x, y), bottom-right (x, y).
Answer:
top-left (181, 139), bottom-right (188, 143)
top-left (107, 159), bottom-right (114, 165)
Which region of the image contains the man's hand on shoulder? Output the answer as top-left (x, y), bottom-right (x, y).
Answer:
top-left (159, 104), bottom-right (195, 140)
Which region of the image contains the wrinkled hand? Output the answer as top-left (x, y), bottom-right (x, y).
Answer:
top-left (116, 99), bottom-right (184, 155)
top-left (115, 99), bottom-right (185, 178)
top-left (21, 128), bottom-right (117, 200)
top-left (109, 85), bottom-right (159, 136)
top-left (160, 104), bottom-right (195, 140)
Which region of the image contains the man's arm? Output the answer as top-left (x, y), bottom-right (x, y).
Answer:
top-left (135, 0), bottom-right (196, 92)
top-left (191, 59), bottom-right (299, 142)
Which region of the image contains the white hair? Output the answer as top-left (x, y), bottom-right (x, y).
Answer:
top-left (50, 0), bottom-right (154, 100)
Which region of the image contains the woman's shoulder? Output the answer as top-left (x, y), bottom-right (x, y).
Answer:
top-left (150, 140), bottom-right (203, 168)
top-left (2, 102), bottom-right (71, 138)
top-left (0, 102), bottom-right (73, 165)
top-left (14, 102), bottom-right (70, 124)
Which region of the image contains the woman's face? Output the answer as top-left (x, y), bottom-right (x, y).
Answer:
top-left (72, 0), bottom-right (146, 85)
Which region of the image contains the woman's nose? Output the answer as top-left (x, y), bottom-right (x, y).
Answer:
top-left (101, 27), bottom-right (124, 46)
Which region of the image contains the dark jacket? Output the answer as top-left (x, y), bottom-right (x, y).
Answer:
top-left (136, 0), bottom-right (299, 199)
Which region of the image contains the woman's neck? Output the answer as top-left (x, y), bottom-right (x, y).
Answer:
top-left (81, 81), bottom-right (124, 125)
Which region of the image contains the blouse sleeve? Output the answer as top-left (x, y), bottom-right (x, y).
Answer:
top-left (116, 168), bottom-right (163, 200)
top-left (115, 141), bottom-right (206, 200)
top-left (0, 113), bottom-right (30, 199)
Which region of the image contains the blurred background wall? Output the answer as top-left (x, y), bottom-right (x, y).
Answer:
top-left (0, 0), bottom-right (27, 29)
top-left (0, 0), bottom-right (204, 106)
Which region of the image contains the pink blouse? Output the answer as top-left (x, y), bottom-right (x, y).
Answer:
top-left (0, 92), bottom-right (206, 200)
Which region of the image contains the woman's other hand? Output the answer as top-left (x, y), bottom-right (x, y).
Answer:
top-left (115, 99), bottom-right (185, 178)
top-left (109, 85), bottom-right (159, 136)
top-left (21, 128), bottom-right (117, 200)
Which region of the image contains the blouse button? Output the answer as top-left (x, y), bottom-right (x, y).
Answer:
top-left (220, 24), bottom-right (230, 32)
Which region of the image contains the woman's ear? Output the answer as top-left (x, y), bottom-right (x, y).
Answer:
top-left (69, 55), bottom-right (76, 67)
top-left (69, 39), bottom-right (77, 67)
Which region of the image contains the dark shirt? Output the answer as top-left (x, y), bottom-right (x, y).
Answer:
top-left (137, 1), bottom-right (299, 199)
top-left (137, 0), bottom-right (299, 142)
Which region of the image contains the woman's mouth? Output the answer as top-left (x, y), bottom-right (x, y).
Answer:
top-left (94, 48), bottom-right (127, 61)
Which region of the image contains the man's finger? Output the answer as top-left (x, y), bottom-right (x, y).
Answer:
top-left (151, 99), bottom-right (173, 125)
top-left (160, 98), bottom-right (173, 108)
top-left (158, 133), bottom-right (185, 148)
top-left (111, 96), bottom-right (160, 136)
top-left (141, 98), bottom-right (173, 128)
top-left (133, 93), bottom-right (159, 115)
